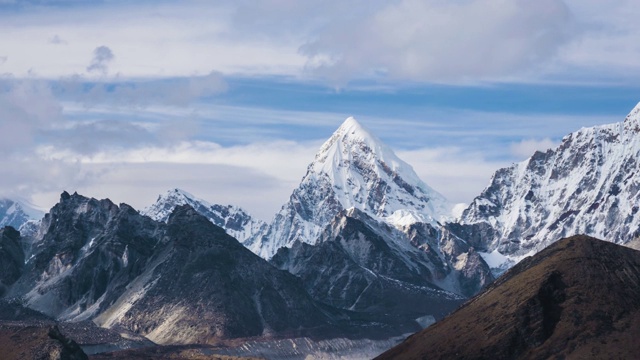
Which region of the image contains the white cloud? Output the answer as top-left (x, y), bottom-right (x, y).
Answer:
top-left (549, 0), bottom-right (640, 83)
top-left (397, 147), bottom-right (509, 205)
top-left (300, 0), bottom-right (575, 84)
top-left (0, 3), bottom-right (304, 78)
top-left (227, 0), bottom-right (640, 85)
top-left (38, 140), bottom-right (318, 183)
top-left (32, 140), bottom-right (320, 220)
top-left (0, 79), bottom-right (64, 153)
top-left (32, 162), bottom-right (294, 222)
top-left (510, 138), bottom-right (558, 159)
top-left (0, 1), bottom-right (638, 84)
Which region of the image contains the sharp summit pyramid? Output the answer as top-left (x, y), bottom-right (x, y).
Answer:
top-left (250, 117), bottom-right (452, 258)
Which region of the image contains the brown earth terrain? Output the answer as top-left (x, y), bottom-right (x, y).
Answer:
top-left (377, 235), bottom-right (640, 360)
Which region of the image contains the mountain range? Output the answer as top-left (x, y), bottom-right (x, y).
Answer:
top-left (2, 103), bottom-right (640, 358)
top-left (6, 192), bottom-right (346, 345)
top-left (145, 118), bottom-right (494, 307)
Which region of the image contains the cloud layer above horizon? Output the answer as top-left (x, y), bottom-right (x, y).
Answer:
top-left (0, 0), bottom-right (639, 220)
top-left (1, 0), bottom-right (640, 83)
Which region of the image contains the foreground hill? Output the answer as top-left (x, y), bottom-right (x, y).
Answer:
top-left (377, 235), bottom-right (640, 359)
top-left (0, 324), bottom-right (88, 360)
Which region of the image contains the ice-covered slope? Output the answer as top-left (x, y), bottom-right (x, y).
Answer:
top-left (253, 117), bottom-right (452, 258)
top-left (141, 188), bottom-right (266, 245)
top-left (459, 102), bottom-right (640, 268)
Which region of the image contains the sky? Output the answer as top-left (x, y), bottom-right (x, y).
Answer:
top-left (1, 0), bottom-right (640, 221)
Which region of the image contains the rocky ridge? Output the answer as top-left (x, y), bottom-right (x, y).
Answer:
top-left (271, 207), bottom-right (492, 314)
top-left (95, 204), bottom-right (335, 344)
top-left (458, 102), bottom-right (640, 269)
top-left (142, 188), bottom-right (267, 245)
top-left (3, 192), bottom-right (343, 346)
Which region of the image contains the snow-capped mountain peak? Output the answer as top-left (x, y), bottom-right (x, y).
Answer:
top-left (622, 101), bottom-right (640, 134)
top-left (624, 101), bottom-right (640, 122)
top-left (252, 117), bottom-right (452, 258)
top-left (142, 188), bottom-right (266, 244)
top-left (314, 116), bottom-right (377, 160)
top-left (142, 188), bottom-right (210, 222)
top-left (310, 116), bottom-right (451, 223)
top-left (314, 117), bottom-right (422, 185)
top-left (459, 102), bottom-right (640, 270)
top-left (0, 197), bottom-right (45, 231)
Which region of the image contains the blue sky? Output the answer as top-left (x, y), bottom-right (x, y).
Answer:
top-left (1, 0), bottom-right (640, 220)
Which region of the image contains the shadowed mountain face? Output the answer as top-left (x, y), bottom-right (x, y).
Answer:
top-left (8, 192), bottom-right (164, 322)
top-left (0, 227), bottom-right (24, 296)
top-left (271, 209), bottom-right (467, 321)
top-left (4, 192), bottom-right (337, 345)
top-left (377, 235), bottom-right (640, 360)
top-left (95, 204), bottom-right (334, 344)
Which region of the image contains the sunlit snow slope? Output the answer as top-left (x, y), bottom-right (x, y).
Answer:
top-left (142, 188), bottom-right (267, 245)
top-left (460, 102), bottom-right (640, 268)
top-left (252, 117), bottom-right (452, 258)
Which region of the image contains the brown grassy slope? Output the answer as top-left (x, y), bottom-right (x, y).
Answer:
top-left (377, 235), bottom-right (640, 360)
